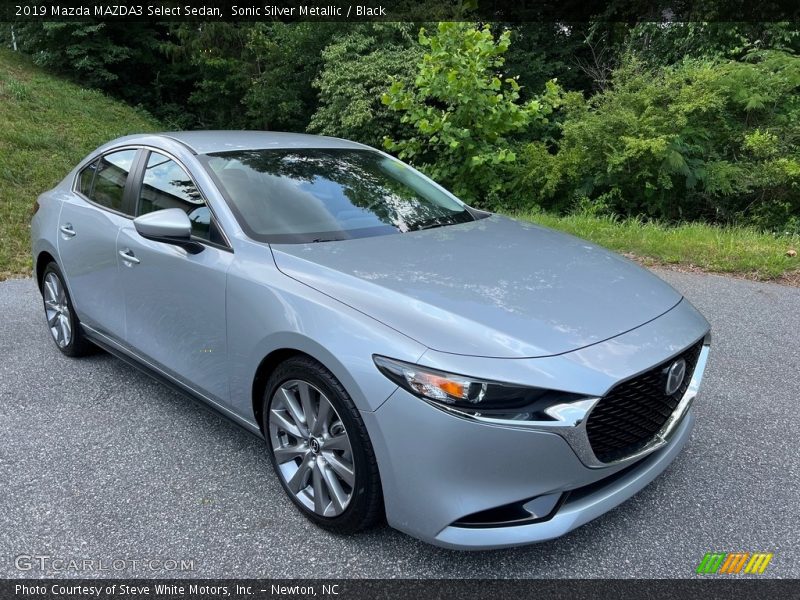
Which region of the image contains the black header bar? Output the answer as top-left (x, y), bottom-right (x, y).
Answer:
top-left (2, 0), bottom-right (799, 22)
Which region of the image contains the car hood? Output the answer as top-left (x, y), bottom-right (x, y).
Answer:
top-left (270, 215), bottom-right (682, 358)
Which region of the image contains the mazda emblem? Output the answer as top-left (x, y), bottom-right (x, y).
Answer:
top-left (665, 358), bottom-right (687, 396)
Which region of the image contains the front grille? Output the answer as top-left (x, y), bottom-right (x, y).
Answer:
top-left (586, 339), bottom-right (704, 463)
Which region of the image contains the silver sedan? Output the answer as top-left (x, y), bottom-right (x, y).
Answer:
top-left (30, 131), bottom-right (710, 549)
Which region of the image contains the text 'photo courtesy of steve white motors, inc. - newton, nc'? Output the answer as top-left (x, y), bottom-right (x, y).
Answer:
top-left (14, 583), bottom-right (338, 597)
top-left (16, 3), bottom-right (387, 18)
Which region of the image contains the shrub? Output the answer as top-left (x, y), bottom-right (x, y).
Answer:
top-left (520, 50), bottom-right (800, 232)
top-left (382, 22), bottom-right (553, 207)
top-left (308, 24), bottom-right (421, 148)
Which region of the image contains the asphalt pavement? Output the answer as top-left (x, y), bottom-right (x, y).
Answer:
top-left (0, 270), bottom-right (798, 578)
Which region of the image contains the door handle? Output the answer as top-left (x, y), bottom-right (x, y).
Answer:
top-left (118, 249), bottom-right (140, 265)
top-left (59, 224), bottom-right (76, 238)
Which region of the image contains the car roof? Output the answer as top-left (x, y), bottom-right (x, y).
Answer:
top-left (156, 130), bottom-right (371, 154)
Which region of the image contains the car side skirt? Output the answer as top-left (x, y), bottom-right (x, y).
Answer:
top-left (82, 324), bottom-right (264, 439)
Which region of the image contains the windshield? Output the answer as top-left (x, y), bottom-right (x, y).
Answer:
top-left (202, 149), bottom-right (475, 243)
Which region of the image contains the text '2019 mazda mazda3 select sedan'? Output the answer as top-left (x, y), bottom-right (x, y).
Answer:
top-left (31, 131), bottom-right (710, 549)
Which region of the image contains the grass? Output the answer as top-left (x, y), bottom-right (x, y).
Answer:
top-left (0, 50), bottom-right (161, 280)
top-left (0, 49), bottom-right (796, 285)
top-left (513, 210), bottom-right (799, 283)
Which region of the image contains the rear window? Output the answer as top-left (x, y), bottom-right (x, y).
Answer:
top-left (202, 149), bottom-right (474, 244)
top-left (78, 159), bottom-right (98, 196)
top-left (80, 149), bottom-right (137, 214)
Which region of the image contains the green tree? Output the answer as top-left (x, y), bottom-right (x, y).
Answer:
top-left (309, 23), bottom-right (422, 147)
top-left (520, 51), bottom-right (800, 231)
top-left (166, 23), bottom-right (256, 129)
top-left (11, 22), bottom-right (173, 107)
top-left (626, 22), bottom-right (800, 65)
top-left (382, 22), bottom-right (550, 206)
top-left (244, 23), bottom-right (338, 131)
top-left (500, 22), bottom-right (609, 97)
top-left (14, 22), bottom-right (136, 88)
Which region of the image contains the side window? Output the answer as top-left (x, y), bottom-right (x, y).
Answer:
top-left (138, 152), bottom-right (217, 242)
top-left (78, 159), bottom-right (98, 196)
top-left (90, 150), bottom-right (137, 213)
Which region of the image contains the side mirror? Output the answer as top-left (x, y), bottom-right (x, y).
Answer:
top-left (133, 208), bottom-right (204, 254)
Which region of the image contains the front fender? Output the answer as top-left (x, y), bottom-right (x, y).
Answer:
top-left (225, 244), bottom-right (427, 423)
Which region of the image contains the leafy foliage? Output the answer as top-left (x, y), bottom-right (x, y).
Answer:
top-left (245, 23), bottom-right (338, 131)
top-left (382, 23), bottom-right (551, 206)
top-left (501, 22), bottom-right (626, 96)
top-left (13, 22), bottom-right (138, 88)
top-left (626, 22), bottom-right (800, 65)
top-left (518, 50), bottom-right (800, 232)
top-left (9, 22), bottom-right (173, 111)
top-left (166, 23), bottom-right (255, 129)
top-left (309, 23), bottom-right (421, 147)
top-left (3, 20), bottom-right (799, 232)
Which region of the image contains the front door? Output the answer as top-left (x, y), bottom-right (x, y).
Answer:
top-left (117, 150), bottom-right (233, 404)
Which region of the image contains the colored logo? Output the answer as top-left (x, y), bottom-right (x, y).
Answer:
top-left (696, 552), bottom-right (773, 575)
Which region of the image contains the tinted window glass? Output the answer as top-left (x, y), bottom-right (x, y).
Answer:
top-left (203, 149), bottom-right (474, 243)
top-left (78, 159), bottom-right (98, 196)
top-left (137, 152), bottom-right (213, 241)
top-left (91, 150), bottom-right (136, 213)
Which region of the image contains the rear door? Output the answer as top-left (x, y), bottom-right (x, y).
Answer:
top-left (117, 149), bottom-right (233, 404)
top-left (57, 148), bottom-right (140, 339)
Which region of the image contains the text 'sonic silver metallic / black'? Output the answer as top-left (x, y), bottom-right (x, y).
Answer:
top-left (30, 131), bottom-right (711, 549)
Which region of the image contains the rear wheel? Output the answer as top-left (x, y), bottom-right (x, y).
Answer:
top-left (263, 356), bottom-right (382, 533)
top-left (41, 262), bottom-right (93, 357)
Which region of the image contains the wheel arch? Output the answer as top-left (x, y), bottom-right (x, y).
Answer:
top-left (246, 324), bottom-right (402, 431)
top-left (251, 348), bottom-right (309, 434)
top-left (34, 250), bottom-right (58, 292)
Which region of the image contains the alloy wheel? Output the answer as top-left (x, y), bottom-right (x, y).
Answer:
top-left (268, 380), bottom-right (356, 517)
top-left (43, 272), bottom-right (72, 348)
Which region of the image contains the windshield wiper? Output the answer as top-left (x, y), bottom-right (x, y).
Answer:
top-left (410, 217), bottom-right (449, 231)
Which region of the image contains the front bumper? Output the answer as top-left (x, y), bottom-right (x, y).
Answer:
top-left (361, 300), bottom-right (710, 549)
top-left (362, 387), bottom-right (697, 549)
top-left (434, 409), bottom-right (694, 549)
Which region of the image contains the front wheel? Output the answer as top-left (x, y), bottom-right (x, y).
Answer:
top-left (262, 356), bottom-right (383, 534)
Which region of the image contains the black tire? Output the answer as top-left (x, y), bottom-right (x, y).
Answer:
top-left (40, 262), bottom-right (94, 357)
top-left (262, 356), bottom-right (383, 534)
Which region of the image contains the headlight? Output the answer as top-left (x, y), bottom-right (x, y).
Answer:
top-left (373, 355), bottom-right (584, 416)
